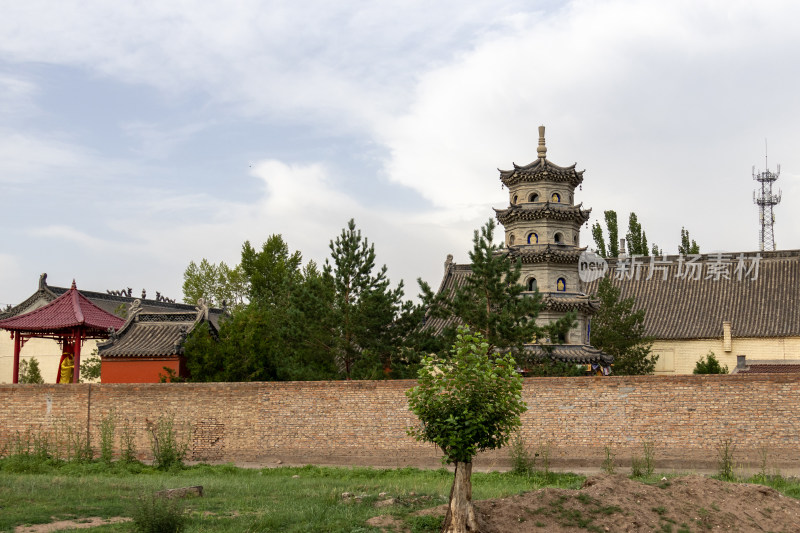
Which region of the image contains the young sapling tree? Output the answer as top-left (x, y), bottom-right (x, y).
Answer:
top-left (407, 326), bottom-right (526, 532)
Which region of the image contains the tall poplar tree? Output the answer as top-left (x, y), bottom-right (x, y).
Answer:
top-left (679, 227), bottom-right (701, 254)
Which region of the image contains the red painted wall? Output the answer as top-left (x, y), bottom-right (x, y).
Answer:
top-left (101, 358), bottom-right (183, 383)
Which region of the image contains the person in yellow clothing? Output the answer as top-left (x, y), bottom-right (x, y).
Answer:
top-left (57, 351), bottom-right (74, 383)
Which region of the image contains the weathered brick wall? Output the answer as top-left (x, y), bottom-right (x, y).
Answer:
top-left (2, 375), bottom-right (799, 470)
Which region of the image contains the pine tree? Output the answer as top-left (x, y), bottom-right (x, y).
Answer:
top-left (420, 219), bottom-right (573, 359)
top-left (324, 219), bottom-right (405, 379)
top-left (590, 277), bottom-right (656, 375)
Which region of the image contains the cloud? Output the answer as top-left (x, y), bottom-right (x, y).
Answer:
top-left (376, 1), bottom-right (800, 254)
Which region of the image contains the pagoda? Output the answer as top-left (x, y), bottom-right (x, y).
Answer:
top-left (494, 126), bottom-right (599, 348)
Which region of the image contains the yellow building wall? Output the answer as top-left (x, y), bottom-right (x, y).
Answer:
top-left (651, 337), bottom-right (800, 375)
top-left (0, 334), bottom-right (100, 384)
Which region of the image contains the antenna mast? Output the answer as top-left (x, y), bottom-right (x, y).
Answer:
top-left (753, 140), bottom-right (781, 251)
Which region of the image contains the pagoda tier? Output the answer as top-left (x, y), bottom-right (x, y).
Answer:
top-left (495, 202), bottom-right (591, 225)
top-left (508, 245), bottom-right (586, 264)
top-left (540, 293), bottom-right (599, 314)
top-left (499, 158), bottom-right (584, 189)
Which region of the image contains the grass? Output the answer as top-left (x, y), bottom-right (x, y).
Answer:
top-left (0, 459), bottom-right (583, 532)
top-left (4, 454), bottom-right (800, 532)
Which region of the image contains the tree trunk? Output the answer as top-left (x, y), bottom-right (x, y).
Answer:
top-left (442, 461), bottom-right (478, 533)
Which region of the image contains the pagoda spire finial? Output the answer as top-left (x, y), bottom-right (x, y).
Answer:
top-left (537, 125), bottom-right (547, 159)
top-left (71, 279), bottom-right (77, 290)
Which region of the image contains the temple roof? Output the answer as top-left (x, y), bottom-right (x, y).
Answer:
top-left (97, 300), bottom-right (217, 357)
top-left (0, 281), bottom-right (125, 336)
top-left (495, 203), bottom-right (591, 225)
top-left (498, 158), bottom-right (585, 189)
top-left (0, 273), bottom-right (224, 330)
top-left (583, 250), bottom-right (800, 339)
top-left (521, 344), bottom-right (613, 365)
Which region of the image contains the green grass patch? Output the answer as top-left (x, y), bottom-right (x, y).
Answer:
top-left (0, 459), bottom-right (582, 532)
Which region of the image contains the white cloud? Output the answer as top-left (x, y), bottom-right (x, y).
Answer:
top-left (377, 1), bottom-right (800, 254)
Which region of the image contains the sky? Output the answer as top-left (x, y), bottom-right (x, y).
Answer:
top-left (1, 0), bottom-right (799, 308)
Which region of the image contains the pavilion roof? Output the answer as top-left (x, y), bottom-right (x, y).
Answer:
top-left (0, 281), bottom-right (125, 335)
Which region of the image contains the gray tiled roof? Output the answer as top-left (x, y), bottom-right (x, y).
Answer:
top-left (583, 250), bottom-right (800, 339)
top-left (522, 344), bottom-right (613, 365)
top-left (498, 158), bottom-right (585, 188)
top-left (97, 310), bottom-right (215, 357)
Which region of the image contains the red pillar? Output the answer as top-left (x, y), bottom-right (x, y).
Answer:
top-left (72, 329), bottom-right (81, 383)
top-left (12, 331), bottom-right (20, 384)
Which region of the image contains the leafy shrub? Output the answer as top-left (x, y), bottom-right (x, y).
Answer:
top-left (694, 351), bottom-right (728, 374)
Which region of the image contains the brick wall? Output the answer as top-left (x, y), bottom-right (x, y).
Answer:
top-left (2, 375), bottom-right (799, 470)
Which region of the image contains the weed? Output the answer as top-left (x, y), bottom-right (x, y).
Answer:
top-left (509, 432), bottom-right (536, 475)
top-left (642, 441), bottom-right (655, 477)
top-left (631, 455), bottom-right (644, 477)
top-left (120, 418), bottom-right (139, 463)
top-left (537, 440), bottom-right (552, 477)
top-left (147, 413), bottom-right (189, 470)
top-left (130, 492), bottom-right (187, 533)
top-left (757, 447), bottom-right (769, 482)
top-left (99, 410), bottom-right (116, 464)
top-left (652, 506), bottom-right (667, 515)
top-left (602, 444), bottom-right (616, 474)
top-left (716, 438), bottom-right (735, 481)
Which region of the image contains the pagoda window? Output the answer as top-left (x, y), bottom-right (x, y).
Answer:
top-left (527, 232), bottom-right (538, 244)
top-left (554, 232), bottom-right (563, 244)
top-left (551, 192), bottom-right (561, 203)
top-left (527, 278), bottom-right (537, 291)
top-left (556, 277), bottom-right (567, 292)
top-left (512, 194), bottom-right (518, 204)
top-left (529, 192), bottom-right (539, 202)
top-left (573, 235), bottom-right (578, 244)
top-left (509, 234), bottom-right (516, 245)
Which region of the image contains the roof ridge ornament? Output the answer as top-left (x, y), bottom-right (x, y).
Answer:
top-left (537, 125), bottom-right (547, 159)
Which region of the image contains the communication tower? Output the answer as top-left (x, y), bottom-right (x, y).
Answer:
top-left (753, 145), bottom-right (781, 251)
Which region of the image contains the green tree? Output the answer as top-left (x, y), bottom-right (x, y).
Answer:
top-left (18, 357), bottom-right (45, 384)
top-left (241, 235), bottom-right (303, 307)
top-left (694, 351), bottom-right (728, 374)
top-left (626, 212), bottom-right (656, 256)
top-left (590, 277), bottom-right (656, 375)
top-left (406, 326), bottom-right (526, 533)
top-left (594, 211), bottom-right (660, 257)
top-left (679, 227), bottom-right (701, 255)
top-left (324, 219), bottom-right (406, 379)
top-left (419, 219), bottom-right (574, 360)
top-left (592, 210), bottom-right (620, 258)
top-left (182, 259), bottom-right (248, 311)
top-left (80, 349), bottom-right (102, 382)
top-left (184, 235), bottom-right (340, 382)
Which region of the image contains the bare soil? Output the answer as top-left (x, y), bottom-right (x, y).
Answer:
top-left (371, 474), bottom-right (800, 532)
top-left (14, 517), bottom-right (131, 533)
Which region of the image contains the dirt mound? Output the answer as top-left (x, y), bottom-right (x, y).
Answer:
top-left (413, 474), bottom-right (800, 532)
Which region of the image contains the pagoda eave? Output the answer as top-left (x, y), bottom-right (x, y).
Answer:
top-left (495, 204), bottom-right (591, 225)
